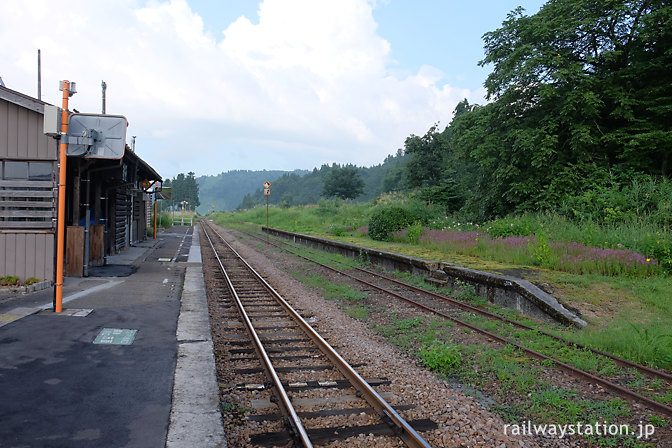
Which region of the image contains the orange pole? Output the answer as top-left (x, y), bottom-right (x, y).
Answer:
top-left (54, 81), bottom-right (72, 313)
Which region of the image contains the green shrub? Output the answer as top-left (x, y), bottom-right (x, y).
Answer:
top-left (486, 214), bottom-right (539, 238)
top-left (316, 198), bottom-right (341, 216)
top-left (454, 280), bottom-right (488, 306)
top-left (148, 212), bottom-right (173, 235)
top-left (329, 225), bottom-right (347, 236)
top-left (415, 180), bottom-right (466, 212)
top-left (160, 213), bottom-right (172, 228)
top-left (24, 277), bottom-right (40, 286)
top-left (559, 175), bottom-right (672, 229)
top-left (368, 206), bottom-right (420, 241)
top-left (531, 232), bottom-right (553, 267)
top-left (406, 221), bottom-right (424, 245)
top-left (0, 276), bottom-right (20, 286)
top-left (419, 341), bottom-right (461, 373)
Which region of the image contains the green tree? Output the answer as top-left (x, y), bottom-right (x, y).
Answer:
top-left (404, 124), bottom-right (447, 189)
top-left (480, 0), bottom-right (671, 176)
top-left (173, 173), bottom-right (186, 207)
top-left (185, 171), bottom-right (200, 209)
top-left (321, 165), bottom-right (365, 200)
top-left (443, 0), bottom-right (671, 217)
top-left (168, 172), bottom-right (200, 211)
top-left (237, 193), bottom-right (255, 210)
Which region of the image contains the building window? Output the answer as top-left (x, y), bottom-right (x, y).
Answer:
top-left (2, 161), bottom-right (53, 181)
top-left (29, 162), bottom-right (53, 180)
top-left (4, 161), bottom-right (29, 179)
top-left (0, 160), bottom-right (54, 180)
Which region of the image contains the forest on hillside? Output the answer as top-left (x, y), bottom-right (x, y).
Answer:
top-left (402, 0), bottom-right (671, 222)
top-left (196, 170), bottom-right (308, 213)
top-left (199, 0), bottom-right (671, 226)
top-left (236, 151), bottom-right (408, 209)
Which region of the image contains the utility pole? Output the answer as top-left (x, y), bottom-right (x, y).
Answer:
top-left (54, 80), bottom-right (76, 313)
top-left (37, 50), bottom-right (41, 100)
top-left (101, 80), bottom-right (107, 114)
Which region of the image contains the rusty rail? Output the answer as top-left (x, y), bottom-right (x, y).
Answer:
top-left (244, 225), bottom-right (672, 417)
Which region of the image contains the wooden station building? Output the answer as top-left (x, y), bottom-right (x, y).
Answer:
top-left (0, 85), bottom-right (161, 282)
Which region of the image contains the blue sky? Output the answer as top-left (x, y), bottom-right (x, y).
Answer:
top-left (0, 0), bottom-right (547, 179)
top-left (373, 1), bottom-right (547, 87)
top-left (187, 0), bottom-right (547, 92)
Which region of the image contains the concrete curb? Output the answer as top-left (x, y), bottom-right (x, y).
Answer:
top-left (438, 262), bottom-right (587, 328)
top-left (263, 226), bottom-right (586, 328)
top-left (0, 280), bottom-right (52, 296)
top-left (167, 226), bottom-right (226, 448)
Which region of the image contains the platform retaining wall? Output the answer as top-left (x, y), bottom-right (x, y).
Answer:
top-left (263, 227), bottom-right (586, 328)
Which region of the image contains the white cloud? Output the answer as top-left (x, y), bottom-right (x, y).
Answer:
top-left (0, 0), bottom-right (484, 177)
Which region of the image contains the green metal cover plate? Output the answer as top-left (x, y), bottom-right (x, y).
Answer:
top-left (93, 328), bottom-right (137, 345)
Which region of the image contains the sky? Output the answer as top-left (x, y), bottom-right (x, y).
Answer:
top-left (0, 0), bottom-right (547, 180)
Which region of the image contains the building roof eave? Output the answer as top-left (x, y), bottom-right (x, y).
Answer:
top-left (123, 149), bottom-right (162, 182)
top-left (0, 85), bottom-right (51, 114)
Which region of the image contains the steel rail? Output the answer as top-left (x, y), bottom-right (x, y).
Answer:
top-left (240, 225), bottom-right (672, 416)
top-left (204, 222), bottom-right (433, 448)
top-left (201, 224), bottom-right (313, 447)
top-left (352, 267), bottom-right (672, 382)
top-left (307, 253), bottom-right (672, 416)
top-left (253, 227), bottom-right (672, 383)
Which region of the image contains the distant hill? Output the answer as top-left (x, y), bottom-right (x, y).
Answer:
top-left (195, 152), bottom-right (409, 213)
top-left (196, 169), bottom-right (307, 213)
top-left (237, 151), bottom-right (409, 209)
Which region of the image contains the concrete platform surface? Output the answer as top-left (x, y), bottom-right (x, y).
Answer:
top-left (0, 225), bottom-right (226, 448)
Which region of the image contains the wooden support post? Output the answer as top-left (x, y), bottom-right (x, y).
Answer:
top-left (153, 192), bottom-right (157, 239)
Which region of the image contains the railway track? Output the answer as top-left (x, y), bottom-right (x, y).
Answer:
top-left (226, 223), bottom-right (672, 419)
top-left (200, 222), bottom-right (436, 447)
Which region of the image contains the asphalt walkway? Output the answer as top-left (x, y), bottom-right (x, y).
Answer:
top-left (0, 225), bottom-right (226, 448)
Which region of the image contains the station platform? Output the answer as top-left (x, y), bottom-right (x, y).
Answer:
top-left (0, 226), bottom-right (226, 448)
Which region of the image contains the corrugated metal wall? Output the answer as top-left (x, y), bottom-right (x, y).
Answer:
top-left (0, 99), bottom-right (56, 160)
top-left (1, 92), bottom-right (58, 282)
top-left (0, 232), bottom-right (54, 281)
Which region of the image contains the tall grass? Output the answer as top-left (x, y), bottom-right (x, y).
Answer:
top-left (408, 211), bottom-right (670, 277)
top-left (214, 197), bottom-right (672, 370)
top-left (147, 212), bottom-right (172, 235)
top-left (217, 200), bottom-right (671, 277)
top-left (222, 199), bottom-right (373, 234)
top-left (561, 316), bottom-right (672, 371)
top-left (415, 228), bottom-right (663, 277)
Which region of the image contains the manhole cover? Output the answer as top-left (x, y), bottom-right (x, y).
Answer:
top-left (93, 328), bottom-right (137, 345)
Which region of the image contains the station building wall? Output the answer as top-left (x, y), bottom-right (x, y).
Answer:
top-left (1, 85), bottom-right (161, 281)
top-left (0, 87), bottom-right (57, 282)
